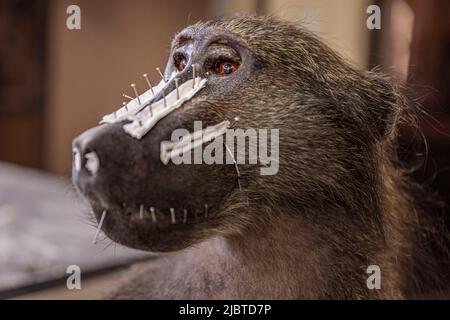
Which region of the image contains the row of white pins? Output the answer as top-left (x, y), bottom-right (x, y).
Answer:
top-left (92, 202), bottom-right (207, 244)
top-left (118, 65), bottom-right (197, 122)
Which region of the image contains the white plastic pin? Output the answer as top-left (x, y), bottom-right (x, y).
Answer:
top-left (73, 148), bottom-right (81, 172)
top-left (170, 208), bottom-right (176, 224)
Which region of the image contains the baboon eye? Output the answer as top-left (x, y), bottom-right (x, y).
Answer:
top-left (174, 54), bottom-right (187, 71)
top-left (215, 60), bottom-right (239, 75)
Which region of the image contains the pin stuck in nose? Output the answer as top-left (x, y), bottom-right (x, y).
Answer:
top-left (73, 148), bottom-right (81, 172)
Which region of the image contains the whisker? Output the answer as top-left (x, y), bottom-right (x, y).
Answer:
top-left (92, 210), bottom-right (107, 245)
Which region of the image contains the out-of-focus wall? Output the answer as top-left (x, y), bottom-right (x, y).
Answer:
top-left (44, 0), bottom-right (207, 175)
top-left (208, 0), bottom-right (260, 16)
top-left (210, 0), bottom-right (371, 69)
top-left (264, 0), bottom-right (371, 68)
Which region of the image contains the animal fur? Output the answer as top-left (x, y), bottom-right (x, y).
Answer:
top-left (73, 15), bottom-right (449, 299)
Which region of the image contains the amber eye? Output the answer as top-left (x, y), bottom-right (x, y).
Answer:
top-left (215, 60), bottom-right (239, 75)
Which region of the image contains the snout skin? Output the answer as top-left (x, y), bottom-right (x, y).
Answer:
top-left (73, 105), bottom-right (183, 206)
top-left (71, 116), bottom-right (237, 252)
top-left (72, 115), bottom-right (226, 208)
top-left (72, 122), bottom-right (147, 205)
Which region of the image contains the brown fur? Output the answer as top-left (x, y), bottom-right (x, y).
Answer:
top-left (73, 15), bottom-right (449, 299)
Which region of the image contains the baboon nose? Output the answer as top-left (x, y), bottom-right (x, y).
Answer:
top-left (73, 146), bottom-right (99, 176)
top-left (72, 126), bottom-right (104, 178)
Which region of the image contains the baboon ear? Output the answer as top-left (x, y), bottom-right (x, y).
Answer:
top-left (363, 73), bottom-right (400, 139)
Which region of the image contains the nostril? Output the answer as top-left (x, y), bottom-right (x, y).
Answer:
top-left (72, 125), bottom-right (109, 177)
top-left (85, 151), bottom-right (100, 175)
top-left (72, 145), bottom-right (100, 176)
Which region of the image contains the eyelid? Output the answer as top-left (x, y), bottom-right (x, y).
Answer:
top-left (205, 53), bottom-right (241, 68)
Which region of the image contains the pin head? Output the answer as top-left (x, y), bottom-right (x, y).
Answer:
top-left (156, 67), bottom-right (165, 82)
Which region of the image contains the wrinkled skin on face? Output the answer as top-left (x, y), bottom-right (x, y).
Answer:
top-left (73, 15), bottom-right (400, 254)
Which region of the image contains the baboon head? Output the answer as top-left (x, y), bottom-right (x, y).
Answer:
top-left (72, 15), bottom-right (400, 253)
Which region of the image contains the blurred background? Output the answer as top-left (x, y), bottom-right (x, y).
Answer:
top-left (0, 0), bottom-right (449, 298)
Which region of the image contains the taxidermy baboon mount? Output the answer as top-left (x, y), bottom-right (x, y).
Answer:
top-left (72, 15), bottom-right (449, 299)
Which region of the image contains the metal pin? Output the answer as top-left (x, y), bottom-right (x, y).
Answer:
top-left (156, 67), bottom-right (165, 82)
top-left (162, 89), bottom-right (167, 108)
top-left (138, 120), bottom-right (143, 127)
top-left (148, 105), bottom-right (153, 117)
top-left (230, 116), bottom-right (239, 127)
top-left (183, 209), bottom-right (187, 224)
top-left (131, 84), bottom-right (141, 105)
top-left (92, 210), bottom-right (107, 244)
top-left (122, 102), bottom-right (128, 112)
top-left (170, 208), bottom-right (176, 224)
top-left (113, 111), bottom-right (117, 120)
top-left (150, 207), bottom-right (156, 223)
top-left (175, 78), bottom-right (180, 100)
top-left (204, 204), bottom-right (208, 218)
top-left (192, 64), bottom-right (196, 88)
top-left (143, 73), bottom-right (155, 95)
top-left (225, 143), bottom-right (242, 191)
top-left (123, 93), bottom-right (134, 101)
top-left (139, 204), bottom-right (144, 219)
